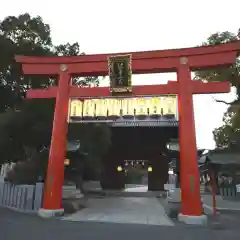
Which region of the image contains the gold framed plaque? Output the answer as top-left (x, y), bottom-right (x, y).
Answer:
top-left (108, 54), bottom-right (132, 94)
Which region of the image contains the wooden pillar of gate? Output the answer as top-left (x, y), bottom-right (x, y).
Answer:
top-left (43, 67), bottom-right (70, 211)
top-left (177, 58), bottom-right (202, 216)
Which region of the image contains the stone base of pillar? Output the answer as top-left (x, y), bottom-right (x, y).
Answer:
top-left (178, 213), bottom-right (208, 225)
top-left (38, 208), bottom-right (64, 218)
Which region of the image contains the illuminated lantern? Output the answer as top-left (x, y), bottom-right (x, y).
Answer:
top-left (127, 98), bottom-right (135, 118)
top-left (148, 97), bottom-right (161, 118)
top-left (161, 96), bottom-right (167, 116)
top-left (108, 99), bottom-right (121, 119)
top-left (122, 98), bottom-right (134, 119)
top-left (117, 166), bottom-right (123, 172)
top-left (64, 159), bottom-right (70, 166)
top-left (148, 166), bottom-right (153, 172)
top-left (69, 99), bottom-right (83, 121)
top-left (167, 96), bottom-right (177, 118)
top-left (135, 98), bottom-right (148, 119)
top-left (162, 96), bottom-right (177, 118)
top-left (70, 100), bottom-right (77, 117)
top-left (95, 99), bottom-right (108, 119)
top-left (82, 99), bottom-right (95, 119)
top-left (121, 98), bottom-right (128, 117)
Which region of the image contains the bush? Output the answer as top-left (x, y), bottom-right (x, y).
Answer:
top-left (5, 161), bottom-right (38, 185)
top-left (5, 152), bottom-right (48, 185)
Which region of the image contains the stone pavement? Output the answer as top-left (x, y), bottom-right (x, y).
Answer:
top-left (62, 196), bottom-right (174, 226)
top-left (1, 207), bottom-right (240, 240)
top-left (62, 185), bottom-right (84, 199)
top-left (83, 181), bottom-right (150, 193)
top-left (84, 182), bottom-right (163, 197)
top-left (203, 194), bottom-right (240, 213)
top-left (125, 184), bottom-right (148, 191)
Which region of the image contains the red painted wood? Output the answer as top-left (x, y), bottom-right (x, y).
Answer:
top-left (22, 64), bottom-right (59, 75)
top-left (42, 72), bottom-right (70, 210)
top-left (177, 64), bottom-right (203, 216)
top-left (15, 40), bottom-right (240, 64)
top-left (67, 58), bottom-right (179, 76)
top-left (19, 52), bottom-right (237, 76)
top-left (70, 82), bottom-right (180, 97)
top-left (27, 87), bottom-right (58, 99)
top-left (16, 41), bottom-right (240, 76)
top-left (191, 81), bottom-right (230, 94)
top-left (21, 58), bottom-right (179, 76)
top-left (26, 83), bottom-right (179, 99)
top-left (188, 52), bottom-right (237, 69)
top-left (26, 81), bottom-right (230, 99)
top-left (210, 171), bottom-right (217, 216)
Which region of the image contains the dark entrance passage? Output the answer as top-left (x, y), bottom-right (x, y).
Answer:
top-left (100, 124), bottom-right (178, 190)
top-left (124, 159), bottom-right (148, 186)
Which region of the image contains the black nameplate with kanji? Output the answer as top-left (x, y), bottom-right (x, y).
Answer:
top-left (108, 54), bottom-right (132, 94)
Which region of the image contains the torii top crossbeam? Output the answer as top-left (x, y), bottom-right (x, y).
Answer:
top-left (16, 41), bottom-right (240, 76)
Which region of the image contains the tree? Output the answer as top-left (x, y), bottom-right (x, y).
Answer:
top-left (0, 13), bottom-right (111, 180)
top-left (54, 43), bottom-right (101, 87)
top-left (0, 13), bottom-right (55, 164)
top-left (194, 30), bottom-right (240, 148)
top-left (67, 123), bottom-right (112, 182)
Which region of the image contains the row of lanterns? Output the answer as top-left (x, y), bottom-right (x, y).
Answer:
top-left (69, 96), bottom-right (177, 119)
top-left (117, 165), bottom-right (152, 172)
top-left (117, 160), bottom-right (152, 172)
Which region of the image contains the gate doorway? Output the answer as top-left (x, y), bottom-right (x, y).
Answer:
top-left (124, 160), bottom-right (149, 192)
top-left (101, 124), bottom-right (177, 191)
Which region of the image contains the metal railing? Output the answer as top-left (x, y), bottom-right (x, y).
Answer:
top-left (219, 185), bottom-right (240, 200)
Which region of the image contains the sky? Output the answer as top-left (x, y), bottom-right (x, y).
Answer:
top-left (0, 0), bottom-right (239, 149)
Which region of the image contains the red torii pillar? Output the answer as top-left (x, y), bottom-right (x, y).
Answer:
top-left (15, 41), bottom-right (239, 224)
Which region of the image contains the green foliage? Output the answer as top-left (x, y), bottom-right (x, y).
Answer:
top-left (0, 13), bottom-right (111, 178)
top-left (195, 30), bottom-right (240, 148)
top-left (195, 31), bottom-right (240, 88)
top-left (68, 123), bottom-right (112, 172)
top-left (5, 151), bottom-right (48, 185)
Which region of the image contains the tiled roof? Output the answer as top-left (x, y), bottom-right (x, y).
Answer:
top-left (199, 148), bottom-right (240, 165)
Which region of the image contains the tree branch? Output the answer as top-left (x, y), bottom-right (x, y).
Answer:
top-left (211, 96), bottom-right (234, 105)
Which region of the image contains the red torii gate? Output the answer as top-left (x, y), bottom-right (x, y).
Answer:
top-left (16, 41), bottom-right (239, 224)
